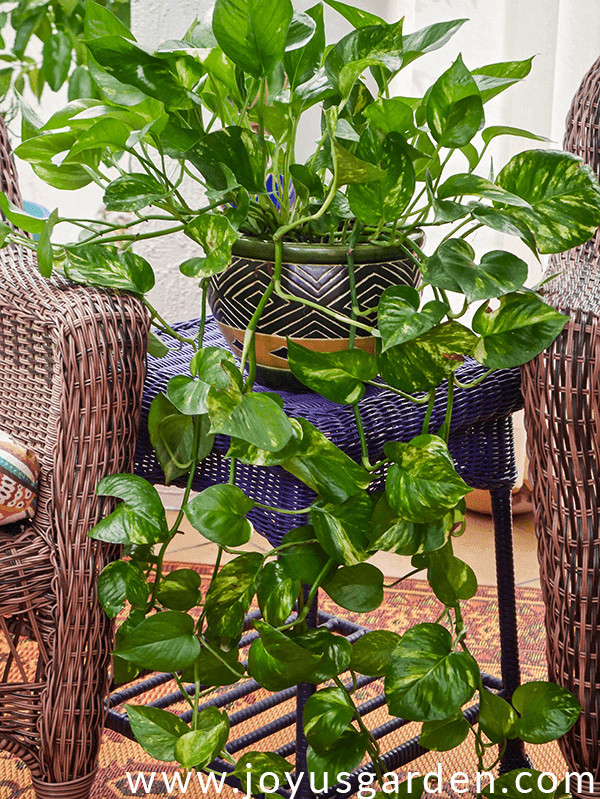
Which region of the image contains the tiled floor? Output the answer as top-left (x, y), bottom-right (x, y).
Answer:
top-left (161, 487), bottom-right (540, 589)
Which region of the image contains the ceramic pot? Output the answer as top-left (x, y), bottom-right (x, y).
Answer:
top-left (207, 236), bottom-right (420, 389)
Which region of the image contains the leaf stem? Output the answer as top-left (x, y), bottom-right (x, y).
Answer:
top-left (365, 380), bottom-right (430, 404)
top-left (277, 558), bottom-right (334, 631)
top-left (454, 368), bottom-right (494, 390)
top-left (146, 416), bottom-right (202, 612)
top-left (421, 388), bottom-right (437, 435)
top-left (254, 500), bottom-right (314, 515)
top-left (384, 567), bottom-right (423, 588)
top-left (437, 378), bottom-right (454, 443)
top-left (333, 676), bottom-right (384, 785)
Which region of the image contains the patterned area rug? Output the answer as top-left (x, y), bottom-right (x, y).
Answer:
top-left (0, 564), bottom-right (568, 799)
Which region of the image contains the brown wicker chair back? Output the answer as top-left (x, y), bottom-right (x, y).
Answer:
top-left (521, 55), bottom-right (600, 796)
top-left (0, 116), bottom-right (151, 799)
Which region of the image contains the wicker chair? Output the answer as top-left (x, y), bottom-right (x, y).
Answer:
top-left (521, 56), bottom-right (600, 797)
top-left (0, 118), bottom-right (150, 797)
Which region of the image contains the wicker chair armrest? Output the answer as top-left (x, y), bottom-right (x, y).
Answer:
top-left (0, 242), bottom-right (151, 548)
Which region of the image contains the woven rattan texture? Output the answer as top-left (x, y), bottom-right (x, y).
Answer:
top-left (135, 317), bottom-right (523, 546)
top-left (544, 54), bottom-right (600, 313)
top-left (520, 54), bottom-right (600, 792)
top-left (522, 310), bottom-right (600, 785)
top-left (0, 113), bottom-right (151, 797)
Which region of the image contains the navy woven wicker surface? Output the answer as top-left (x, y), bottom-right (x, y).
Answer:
top-left (134, 317), bottom-right (524, 546)
top-left (114, 316), bottom-right (529, 797)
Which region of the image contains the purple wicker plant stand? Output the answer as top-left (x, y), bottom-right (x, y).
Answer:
top-left (106, 317), bottom-right (529, 797)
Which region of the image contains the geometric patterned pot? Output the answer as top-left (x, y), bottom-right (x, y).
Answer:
top-left (207, 236), bottom-right (420, 389)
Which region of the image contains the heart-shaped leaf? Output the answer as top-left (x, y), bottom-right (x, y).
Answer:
top-left (183, 213), bottom-right (237, 277)
top-left (88, 35), bottom-right (195, 110)
top-left (303, 688), bottom-right (354, 751)
top-left (115, 610), bottom-right (201, 672)
top-left (472, 292), bottom-right (569, 369)
top-left (347, 131), bottom-right (416, 224)
top-left (377, 321), bottom-right (477, 394)
top-left (423, 239), bottom-right (528, 302)
top-left (279, 525), bottom-right (331, 584)
top-left (378, 286), bottom-right (448, 351)
top-left (190, 126), bottom-right (265, 193)
top-left (208, 387), bottom-right (294, 452)
top-left (92, 473), bottom-right (169, 545)
top-left (97, 559), bottom-right (149, 618)
top-left (350, 630), bottom-right (400, 677)
top-left (126, 705), bottom-right (189, 762)
top-left (148, 394), bottom-right (194, 483)
top-left (311, 492), bottom-right (374, 565)
top-left (325, 19), bottom-right (403, 98)
top-left (257, 561), bottom-right (300, 627)
top-left (233, 752), bottom-right (293, 795)
top-left (104, 174), bottom-right (167, 212)
top-left (213, 0), bottom-right (293, 78)
top-left (496, 150), bottom-right (600, 253)
top-left (283, 418), bottom-right (371, 503)
top-left (307, 727), bottom-right (369, 789)
top-left (478, 687), bottom-right (517, 743)
top-left (385, 622), bottom-right (479, 721)
top-left (419, 710), bottom-right (470, 751)
top-left (363, 98), bottom-right (415, 136)
top-left (426, 54), bottom-right (483, 147)
top-left (228, 417), bottom-right (303, 466)
top-left (157, 569), bottom-right (202, 611)
top-left (248, 621), bottom-right (323, 691)
top-left (184, 484), bottom-right (254, 547)
top-left (416, 541), bottom-right (477, 606)
top-left (167, 349), bottom-right (238, 416)
top-left (512, 681), bottom-right (581, 744)
top-left (385, 435), bottom-right (471, 522)
top-left (174, 707), bottom-right (229, 768)
top-left (293, 627), bottom-right (352, 682)
top-left (287, 339), bottom-right (377, 403)
top-left (64, 244), bottom-right (155, 294)
top-left (369, 493), bottom-right (448, 556)
top-left (323, 563), bottom-right (384, 612)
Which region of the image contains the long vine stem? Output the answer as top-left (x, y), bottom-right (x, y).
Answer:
top-left (147, 416), bottom-right (202, 613)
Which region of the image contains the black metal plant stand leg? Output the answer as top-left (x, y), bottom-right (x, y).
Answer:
top-left (295, 590), bottom-right (318, 799)
top-left (491, 487), bottom-right (532, 773)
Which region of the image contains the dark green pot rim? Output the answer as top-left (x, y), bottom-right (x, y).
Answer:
top-left (232, 233), bottom-right (423, 265)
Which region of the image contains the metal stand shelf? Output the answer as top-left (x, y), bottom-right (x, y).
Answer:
top-left (106, 316), bottom-right (530, 797)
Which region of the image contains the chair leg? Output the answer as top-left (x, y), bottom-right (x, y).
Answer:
top-left (490, 487), bottom-right (531, 773)
top-left (31, 769), bottom-right (98, 799)
top-left (35, 544), bottom-right (115, 797)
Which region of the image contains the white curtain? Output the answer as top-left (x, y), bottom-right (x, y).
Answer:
top-left (394, 0), bottom-right (600, 146)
